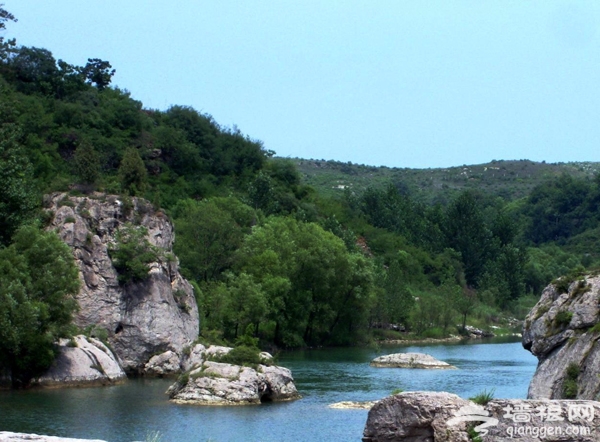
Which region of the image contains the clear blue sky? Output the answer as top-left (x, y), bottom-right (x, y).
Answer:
top-left (6, 1), bottom-right (600, 168)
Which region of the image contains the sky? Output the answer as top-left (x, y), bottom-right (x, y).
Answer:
top-left (6, 1), bottom-right (600, 169)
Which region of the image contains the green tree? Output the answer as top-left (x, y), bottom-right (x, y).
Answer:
top-left (118, 147), bottom-right (147, 195)
top-left (443, 192), bottom-right (492, 287)
top-left (73, 141), bottom-right (100, 186)
top-left (173, 198), bottom-right (254, 283)
top-left (0, 226), bottom-right (80, 386)
top-left (0, 94), bottom-right (38, 245)
top-left (236, 217), bottom-right (375, 346)
top-left (81, 58), bottom-right (115, 90)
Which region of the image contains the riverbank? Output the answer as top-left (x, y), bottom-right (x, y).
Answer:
top-left (377, 332), bottom-right (522, 346)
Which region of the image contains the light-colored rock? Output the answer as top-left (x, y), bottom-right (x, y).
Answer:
top-left (181, 343), bottom-right (206, 372)
top-left (34, 335), bottom-right (125, 387)
top-left (168, 360), bottom-right (300, 405)
top-left (329, 401), bottom-right (377, 409)
top-left (0, 433), bottom-right (106, 442)
top-left (44, 193), bottom-right (199, 374)
top-left (523, 275), bottom-right (600, 399)
top-left (363, 392), bottom-right (600, 442)
top-left (144, 350), bottom-right (181, 376)
top-left (202, 345), bottom-right (232, 359)
top-left (363, 391), bottom-right (471, 441)
top-left (370, 352), bottom-right (456, 369)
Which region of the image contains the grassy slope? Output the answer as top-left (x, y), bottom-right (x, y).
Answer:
top-left (285, 158), bottom-right (600, 203)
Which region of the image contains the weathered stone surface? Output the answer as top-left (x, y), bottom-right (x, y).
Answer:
top-left (0, 433), bottom-right (106, 442)
top-left (33, 335), bottom-right (125, 387)
top-left (168, 356), bottom-right (300, 405)
top-left (370, 352), bottom-right (456, 369)
top-left (45, 193), bottom-right (199, 373)
top-left (363, 392), bottom-right (600, 442)
top-left (363, 391), bottom-right (471, 442)
top-left (181, 343), bottom-right (207, 372)
top-left (522, 275), bottom-right (600, 399)
top-left (144, 350), bottom-right (181, 376)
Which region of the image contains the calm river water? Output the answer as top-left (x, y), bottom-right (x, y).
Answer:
top-left (0, 337), bottom-right (536, 442)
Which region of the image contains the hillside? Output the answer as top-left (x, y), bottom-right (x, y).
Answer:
top-left (289, 158), bottom-right (600, 203)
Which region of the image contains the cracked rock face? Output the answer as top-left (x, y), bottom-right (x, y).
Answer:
top-left (522, 276), bottom-right (600, 400)
top-left (45, 193), bottom-right (199, 373)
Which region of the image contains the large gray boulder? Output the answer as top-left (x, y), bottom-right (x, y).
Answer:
top-left (523, 275), bottom-right (600, 399)
top-left (370, 353), bottom-right (456, 369)
top-left (363, 392), bottom-right (600, 442)
top-left (34, 335), bottom-right (125, 387)
top-left (363, 392), bottom-right (471, 442)
top-left (45, 193), bottom-right (199, 374)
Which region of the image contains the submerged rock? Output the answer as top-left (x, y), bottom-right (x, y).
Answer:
top-left (45, 193), bottom-right (199, 374)
top-left (363, 391), bottom-right (600, 442)
top-left (34, 335), bottom-right (125, 387)
top-left (523, 275), bottom-right (600, 399)
top-left (329, 401), bottom-right (378, 410)
top-left (370, 352), bottom-right (456, 369)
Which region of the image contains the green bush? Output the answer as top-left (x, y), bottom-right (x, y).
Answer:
top-left (219, 345), bottom-right (263, 367)
top-left (109, 223), bottom-right (160, 284)
top-left (563, 362), bottom-right (580, 399)
top-left (554, 310), bottom-right (573, 327)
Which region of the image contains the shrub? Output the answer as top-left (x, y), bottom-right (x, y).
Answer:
top-left (554, 310), bottom-right (573, 327)
top-left (219, 345), bottom-right (262, 367)
top-left (563, 362), bottom-right (580, 399)
top-left (109, 223), bottom-right (160, 284)
top-left (391, 388), bottom-right (404, 395)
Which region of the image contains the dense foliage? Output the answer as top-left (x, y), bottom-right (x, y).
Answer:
top-left (0, 226), bottom-right (80, 386)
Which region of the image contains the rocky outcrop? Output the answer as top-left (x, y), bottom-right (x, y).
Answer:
top-left (523, 275), bottom-right (600, 399)
top-left (0, 433), bottom-right (106, 442)
top-left (44, 193), bottom-right (199, 374)
top-left (363, 391), bottom-right (600, 442)
top-left (168, 344), bottom-right (299, 405)
top-left (370, 353), bottom-right (456, 369)
top-left (33, 335), bottom-right (125, 387)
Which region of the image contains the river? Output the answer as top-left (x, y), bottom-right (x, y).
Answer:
top-left (0, 337), bottom-right (536, 442)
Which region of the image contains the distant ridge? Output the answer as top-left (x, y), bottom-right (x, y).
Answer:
top-left (281, 158), bottom-right (600, 202)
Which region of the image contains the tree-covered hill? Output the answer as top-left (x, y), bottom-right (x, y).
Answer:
top-left (3, 3), bottom-right (600, 376)
top-left (290, 157), bottom-right (600, 204)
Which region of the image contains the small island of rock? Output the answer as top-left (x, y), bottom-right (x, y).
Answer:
top-left (370, 352), bottom-right (456, 369)
top-left (167, 344), bottom-right (300, 406)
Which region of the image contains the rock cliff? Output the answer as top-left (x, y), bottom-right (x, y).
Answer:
top-left (522, 275), bottom-right (600, 400)
top-left (363, 391), bottom-right (600, 442)
top-left (44, 193), bottom-right (199, 374)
